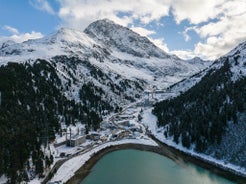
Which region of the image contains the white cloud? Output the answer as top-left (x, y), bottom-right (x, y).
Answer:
top-left (130, 26), bottom-right (169, 53)
top-left (149, 38), bottom-right (169, 53)
top-left (130, 27), bottom-right (156, 37)
top-left (191, 1), bottom-right (246, 59)
top-left (3, 25), bottom-right (19, 35)
top-left (171, 0), bottom-right (226, 24)
top-left (9, 31), bottom-right (44, 43)
top-left (171, 50), bottom-right (198, 60)
top-left (29, 0), bottom-right (55, 14)
top-left (181, 26), bottom-right (196, 42)
top-left (165, 0), bottom-right (246, 60)
top-left (1, 26), bottom-right (43, 43)
top-left (57, 0), bottom-right (171, 30)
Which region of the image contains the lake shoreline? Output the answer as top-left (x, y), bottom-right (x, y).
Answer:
top-left (150, 135), bottom-right (246, 184)
top-left (66, 138), bottom-right (246, 184)
top-left (66, 144), bottom-right (157, 184)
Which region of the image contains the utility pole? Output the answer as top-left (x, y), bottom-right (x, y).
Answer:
top-left (0, 91), bottom-right (2, 106)
top-left (70, 128), bottom-right (72, 145)
top-left (66, 128), bottom-right (67, 142)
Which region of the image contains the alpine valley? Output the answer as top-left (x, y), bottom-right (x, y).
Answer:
top-left (0, 19), bottom-right (245, 183)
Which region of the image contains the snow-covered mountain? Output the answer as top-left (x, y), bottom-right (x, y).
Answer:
top-left (187, 56), bottom-right (211, 71)
top-left (0, 40), bottom-right (16, 49)
top-left (84, 19), bottom-right (169, 59)
top-left (225, 41), bottom-right (246, 80)
top-left (0, 19), bottom-right (205, 104)
top-left (0, 28), bottom-right (101, 61)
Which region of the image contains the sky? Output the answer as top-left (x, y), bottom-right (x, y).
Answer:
top-left (0, 0), bottom-right (246, 60)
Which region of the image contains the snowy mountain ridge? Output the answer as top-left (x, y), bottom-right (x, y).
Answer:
top-left (207, 40), bottom-right (246, 81)
top-left (84, 19), bottom-right (169, 59)
top-left (226, 41), bottom-right (246, 57)
top-left (226, 41), bottom-right (246, 81)
top-left (0, 19), bottom-right (207, 105)
top-left (0, 27), bottom-right (102, 61)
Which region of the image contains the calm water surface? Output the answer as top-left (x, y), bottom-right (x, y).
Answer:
top-left (81, 149), bottom-right (234, 184)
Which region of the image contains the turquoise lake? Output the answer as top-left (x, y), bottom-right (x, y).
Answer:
top-left (81, 149), bottom-right (234, 184)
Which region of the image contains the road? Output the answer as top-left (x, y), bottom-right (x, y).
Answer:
top-left (42, 86), bottom-right (173, 184)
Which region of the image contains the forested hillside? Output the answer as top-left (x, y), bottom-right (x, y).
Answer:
top-left (0, 60), bottom-right (111, 183)
top-left (153, 57), bottom-right (246, 165)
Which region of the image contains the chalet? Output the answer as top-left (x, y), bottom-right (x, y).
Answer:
top-left (100, 135), bottom-right (108, 142)
top-left (67, 135), bottom-right (86, 147)
top-left (86, 133), bottom-right (101, 141)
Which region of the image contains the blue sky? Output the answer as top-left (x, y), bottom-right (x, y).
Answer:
top-left (1, 0), bottom-right (246, 60)
top-left (0, 1), bottom-right (59, 35)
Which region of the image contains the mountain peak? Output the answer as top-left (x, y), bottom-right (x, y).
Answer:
top-left (224, 41), bottom-right (246, 80)
top-left (95, 18), bottom-right (115, 25)
top-left (0, 27), bottom-right (99, 59)
top-left (226, 41), bottom-right (246, 57)
top-left (84, 19), bottom-right (169, 58)
top-left (40, 27), bottom-right (93, 44)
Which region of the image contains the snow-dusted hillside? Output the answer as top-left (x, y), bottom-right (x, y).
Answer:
top-left (0, 19), bottom-right (206, 105)
top-left (0, 28), bottom-right (101, 63)
top-left (207, 41), bottom-right (246, 79)
top-left (226, 41), bottom-right (246, 80)
top-left (187, 57), bottom-right (212, 71)
top-left (153, 40), bottom-right (246, 173)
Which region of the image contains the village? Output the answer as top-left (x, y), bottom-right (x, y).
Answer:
top-left (54, 105), bottom-right (149, 158)
top-left (44, 88), bottom-right (170, 183)
top-left (51, 86), bottom-right (166, 156)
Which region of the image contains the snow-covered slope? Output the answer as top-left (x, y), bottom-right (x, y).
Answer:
top-left (187, 57), bottom-right (212, 71)
top-left (153, 40), bottom-right (246, 174)
top-left (0, 28), bottom-right (103, 62)
top-left (0, 19), bottom-right (206, 105)
top-left (0, 40), bottom-right (16, 49)
top-left (226, 41), bottom-right (246, 80)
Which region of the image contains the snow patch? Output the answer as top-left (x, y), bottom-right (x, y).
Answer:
top-left (0, 175), bottom-right (7, 184)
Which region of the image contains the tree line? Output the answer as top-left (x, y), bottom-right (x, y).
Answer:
top-left (0, 59), bottom-right (114, 183)
top-left (153, 58), bottom-right (246, 152)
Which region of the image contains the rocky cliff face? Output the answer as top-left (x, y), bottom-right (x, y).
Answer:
top-left (84, 19), bottom-right (169, 58)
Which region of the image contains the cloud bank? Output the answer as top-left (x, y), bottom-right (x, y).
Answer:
top-left (3, 0), bottom-right (246, 60)
top-left (1, 25), bottom-right (43, 43)
top-left (29, 0), bottom-right (55, 14)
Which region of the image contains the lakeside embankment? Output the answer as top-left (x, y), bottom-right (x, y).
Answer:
top-left (66, 138), bottom-right (246, 184)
